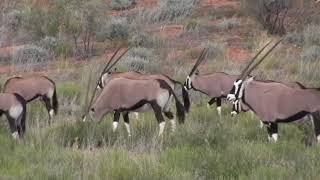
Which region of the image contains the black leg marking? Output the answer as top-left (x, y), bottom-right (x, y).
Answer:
top-left (207, 98), bottom-right (216, 106)
top-left (216, 98), bottom-right (222, 107)
top-left (123, 112), bottom-right (129, 124)
top-left (312, 112), bottom-right (320, 141)
top-left (164, 111), bottom-right (174, 120)
top-left (150, 102), bottom-right (165, 123)
top-left (267, 123), bottom-right (278, 139)
top-left (5, 113), bottom-right (18, 134)
top-left (43, 96), bottom-right (52, 124)
top-left (113, 111), bottom-right (121, 123)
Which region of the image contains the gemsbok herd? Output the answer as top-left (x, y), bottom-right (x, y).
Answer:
top-left (1, 39), bottom-right (320, 144)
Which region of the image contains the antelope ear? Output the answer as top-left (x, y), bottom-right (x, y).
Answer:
top-left (247, 76), bottom-right (254, 82)
top-left (195, 69), bottom-right (200, 75)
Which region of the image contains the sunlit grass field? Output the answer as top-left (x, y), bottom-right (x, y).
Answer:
top-left (0, 83), bottom-right (320, 179)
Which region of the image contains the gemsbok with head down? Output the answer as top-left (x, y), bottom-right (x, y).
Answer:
top-left (0, 93), bottom-right (26, 139)
top-left (183, 45), bottom-right (272, 117)
top-left (97, 70), bottom-right (190, 126)
top-left (90, 77), bottom-right (186, 136)
top-left (3, 76), bottom-right (58, 125)
top-left (227, 39), bottom-right (320, 142)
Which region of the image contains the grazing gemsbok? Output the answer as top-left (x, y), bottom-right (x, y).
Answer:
top-left (3, 76), bottom-right (58, 125)
top-left (0, 93), bottom-right (27, 139)
top-left (97, 70), bottom-right (190, 122)
top-left (89, 77), bottom-right (186, 136)
top-left (184, 44), bottom-right (271, 117)
top-left (227, 39), bottom-right (320, 142)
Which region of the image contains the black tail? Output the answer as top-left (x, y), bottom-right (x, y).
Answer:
top-left (181, 85), bottom-right (190, 113)
top-left (52, 87), bottom-right (58, 114)
top-left (157, 79), bottom-right (186, 124)
top-left (163, 74), bottom-right (191, 113)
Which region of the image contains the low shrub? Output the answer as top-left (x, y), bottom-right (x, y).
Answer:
top-left (150, 0), bottom-right (197, 23)
top-left (110, 0), bottom-right (136, 10)
top-left (303, 24), bottom-right (320, 46)
top-left (302, 45), bottom-right (320, 62)
top-left (201, 41), bottom-right (225, 60)
top-left (37, 36), bottom-right (58, 51)
top-left (54, 42), bottom-right (74, 57)
top-left (217, 18), bottom-right (240, 31)
top-left (12, 45), bottom-right (50, 64)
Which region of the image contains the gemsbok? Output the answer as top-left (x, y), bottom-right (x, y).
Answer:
top-left (3, 76), bottom-right (58, 125)
top-left (89, 77), bottom-right (186, 136)
top-left (184, 44), bottom-right (271, 117)
top-left (97, 71), bottom-right (190, 119)
top-left (0, 93), bottom-right (27, 139)
top-left (227, 39), bottom-right (320, 142)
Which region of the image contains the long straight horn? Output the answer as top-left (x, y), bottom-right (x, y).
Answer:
top-left (241, 39), bottom-right (283, 80)
top-left (104, 47), bottom-right (131, 73)
top-left (239, 40), bottom-right (273, 79)
top-left (188, 48), bottom-right (208, 76)
top-left (102, 47), bottom-right (122, 74)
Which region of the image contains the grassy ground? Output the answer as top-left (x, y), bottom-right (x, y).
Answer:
top-left (0, 84), bottom-right (320, 179)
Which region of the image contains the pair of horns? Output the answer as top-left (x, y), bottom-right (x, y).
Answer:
top-left (239, 39), bottom-right (283, 81)
top-left (188, 48), bottom-right (208, 76)
top-left (82, 46), bottom-right (130, 120)
top-left (102, 47), bottom-right (131, 75)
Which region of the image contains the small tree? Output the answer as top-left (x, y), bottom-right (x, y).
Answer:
top-left (242, 0), bottom-right (292, 35)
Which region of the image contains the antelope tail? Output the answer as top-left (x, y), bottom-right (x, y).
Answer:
top-left (181, 84), bottom-right (190, 113)
top-left (158, 79), bottom-right (186, 123)
top-left (52, 87), bottom-right (59, 114)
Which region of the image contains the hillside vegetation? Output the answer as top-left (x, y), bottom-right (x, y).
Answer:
top-left (0, 0), bottom-right (320, 179)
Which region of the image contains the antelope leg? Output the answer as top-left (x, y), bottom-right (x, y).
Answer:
top-left (113, 111), bottom-right (121, 132)
top-left (267, 123), bottom-right (278, 142)
top-left (123, 112), bottom-right (131, 137)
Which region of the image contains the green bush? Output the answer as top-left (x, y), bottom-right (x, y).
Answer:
top-left (150, 0), bottom-right (197, 23)
top-left (54, 42), bottom-right (73, 57)
top-left (201, 41), bottom-right (225, 59)
top-left (284, 31), bottom-right (304, 47)
top-left (217, 18), bottom-right (240, 31)
top-left (12, 45), bottom-right (50, 64)
top-left (4, 10), bottom-right (22, 32)
top-left (103, 17), bottom-right (131, 42)
top-left (303, 24), bottom-right (320, 46)
top-left (37, 36), bottom-right (58, 51)
top-left (302, 45), bottom-right (320, 62)
top-left (110, 0), bottom-right (136, 10)
top-left (184, 19), bottom-right (199, 33)
top-left (129, 32), bottom-right (159, 48)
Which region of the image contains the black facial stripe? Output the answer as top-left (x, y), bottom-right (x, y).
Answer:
top-left (235, 83), bottom-right (243, 99)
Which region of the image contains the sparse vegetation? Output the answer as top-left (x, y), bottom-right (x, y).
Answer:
top-left (110, 0), bottom-right (136, 10)
top-left (149, 0), bottom-right (197, 23)
top-left (217, 18), bottom-right (241, 31)
top-left (12, 45), bottom-right (50, 64)
top-left (1, 0), bottom-right (320, 179)
top-left (201, 41), bottom-right (225, 60)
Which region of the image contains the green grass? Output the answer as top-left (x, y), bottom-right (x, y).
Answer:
top-left (1, 89), bottom-right (320, 179)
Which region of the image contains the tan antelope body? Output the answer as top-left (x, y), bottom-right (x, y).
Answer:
top-left (3, 76), bottom-right (58, 124)
top-left (91, 77), bottom-right (186, 136)
top-left (227, 39), bottom-right (320, 142)
top-left (185, 72), bottom-right (240, 116)
top-left (99, 71), bottom-right (190, 112)
top-left (0, 93), bottom-right (27, 139)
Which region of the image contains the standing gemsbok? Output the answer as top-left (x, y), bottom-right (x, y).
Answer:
top-left (0, 93), bottom-right (27, 139)
top-left (97, 71), bottom-right (190, 120)
top-left (3, 76), bottom-right (58, 125)
top-left (90, 77), bottom-right (186, 136)
top-left (227, 39), bottom-right (320, 142)
top-left (183, 45), bottom-right (272, 117)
